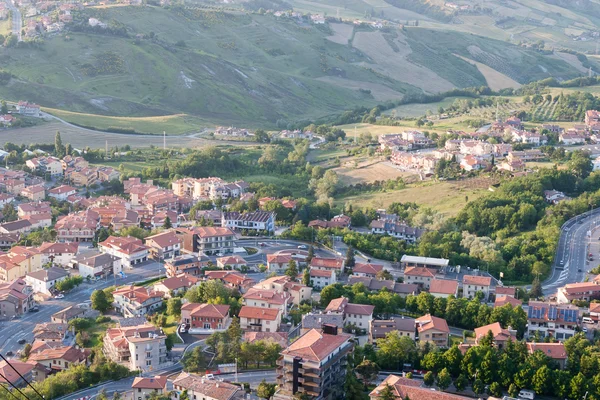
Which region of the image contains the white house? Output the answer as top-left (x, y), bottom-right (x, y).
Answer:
top-left (38, 242), bottom-right (79, 267)
top-left (72, 251), bottom-right (122, 278)
top-left (47, 185), bottom-right (77, 201)
top-left (99, 236), bottom-right (149, 269)
top-left (25, 267), bottom-right (70, 295)
top-left (560, 132), bottom-right (586, 145)
top-left (309, 268), bottom-right (336, 290)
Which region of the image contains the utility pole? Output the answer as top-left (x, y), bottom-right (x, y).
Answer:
top-left (105, 140), bottom-right (108, 158)
top-left (163, 131), bottom-right (166, 150)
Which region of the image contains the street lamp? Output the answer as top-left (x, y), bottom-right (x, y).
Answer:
top-left (235, 357), bottom-right (238, 383)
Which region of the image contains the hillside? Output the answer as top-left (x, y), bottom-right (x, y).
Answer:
top-left (0, 5), bottom-right (585, 130)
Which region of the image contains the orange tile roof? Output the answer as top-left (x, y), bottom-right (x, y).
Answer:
top-left (28, 345), bottom-right (90, 364)
top-left (132, 375), bottom-right (167, 390)
top-left (243, 288), bottom-right (288, 305)
top-left (181, 303), bottom-right (230, 319)
top-left (429, 279), bottom-right (458, 295)
top-left (352, 262), bottom-right (383, 275)
top-left (371, 374), bottom-right (468, 400)
top-left (416, 314), bottom-right (449, 334)
top-left (495, 286), bottom-right (516, 296)
top-left (155, 274), bottom-right (199, 291)
top-left (281, 328), bottom-right (351, 362)
top-left (494, 295), bottom-right (522, 308)
top-left (310, 257), bottom-right (343, 269)
top-left (463, 275), bottom-right (492, 286)
top-left (474, 322), bottom-right (515, 343)
top-left (238, 306), bottom-right (279, 321)
top-left (526, 342), bottom-right (567, 360)
top-left (404, 267), bottom-right (435, 278)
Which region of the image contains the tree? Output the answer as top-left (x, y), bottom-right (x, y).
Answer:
top-left (21, 343), bottom-right (32, 360)
top-left (454, 374), bottom-right (467, 392)
top-left (423, 371), bottom-right (434, 387)
top-left (181, 347), bottom-right (207, 373)
top-left (55, 131), bottom-right (65, 158)
top-left (0, 100), bottom-right (7, 114)
top-left (302, 268), bottom-right (311, 286)
top-left (285, 259), bottom-right (298, 280)
top-left (375, 269), bottom-right (393, 280)
top-left (163, 216), bottom-right (172, 229)
top-left (91, 289), bottom-right (110, 313)
top-left (257, 380), bottom-right (276, 399)
top-left (529, 276), bottom-right (542, 299)
top-left (65, 143), bottom-right (73, 156)
top-left (508, 383), bottom-right (519, 398)
top-left (167, 297), bottom-right (182, 317)
top-left (488, 382), bottom-right (502, 397)
top-left (472, 379), bottom-right (485, 395)
top-left (436, 368), bottom-right (452, 391)
top-left (255, 130), bottom-right (270, 143)
top-left (345, 247), bottom-right (355, 269)
top-left (355, 360), bottom-right (380, 387)
top-left (378, 384), bottom-right (396, 400)
top-left (307, 245), bottom-right (314, 261)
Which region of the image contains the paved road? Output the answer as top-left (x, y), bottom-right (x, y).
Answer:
top-left (543, 208), bottom-right (600, 296)
top-left (0, 262), bottom-right (164, 355)
top-left (3, 0), bottom-right (21, 39)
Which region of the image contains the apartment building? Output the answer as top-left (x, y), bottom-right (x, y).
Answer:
top-left (55, 210), bottom-right (99, 242)
top-left (310, 257), bottom-right (344, 274)
top-left (403, 267), bottom-right (435, 289)
top-left (325, 297), bottom-right (374, 334)
top-left (38, 242), bottom-right (79, 267)
top-left (0, 278), bottom-right (34, 318)
top-left (275, 328), bottom-right (353, 400)
top-left (47, 185), bottom-right (77, 201)
top-left (175, 227), bottom-right (236, 255)
top-left (21, 185), bottom-right (47, 201)
top-left (99, 236), bottom-right (149, 268)
top-left (0, 246), bottom-right (42, 282)
top-left (103, 321), bottom-right (167, 372)
top-left (222, 211), bottom-right (275, 233)
top-left (369, 317), bottom-right (416, 345)
top-left (557, 281), bottom-right (600, 304)
top-left (527, 301), bottom-right (579, 340)
top-left (72, 251), bottom-right (122, 278)
top-left (243, 288), bottom-right (289, 318)
top-left (25, 267), bottom-right (69, 295)
top-left (112, 286), bottom-right (164, 318)
top-left (164, 254), bottom-right (209, 278)
top-left (253, 275), bottom-right (312, 306)
top-left (145, 230), bottom-right (181, 260)
top-left (369, 220), bottom-right (424, 243)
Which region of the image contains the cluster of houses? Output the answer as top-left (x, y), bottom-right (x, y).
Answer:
top-left (214, 126), bottom-right (250, 137)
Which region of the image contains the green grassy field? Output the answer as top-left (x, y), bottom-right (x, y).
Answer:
top-left (336, 180), bottom-right (488, 217)
top-left (44, 107), bottom-right (205, 135)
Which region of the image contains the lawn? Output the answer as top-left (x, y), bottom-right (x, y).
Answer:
top-left (164, 315), bottom-right (183, 345)
top-left (306, 148), bottom-right (348, 163)
top-left (44, 107), bottom-right (206, 135)
top-left (86, 319), bottom-right (116, 349)
top-left (336, 180), bottom-right (488, 217)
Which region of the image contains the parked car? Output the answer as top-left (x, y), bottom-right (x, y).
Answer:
top-left (6, 351), bottom-right (13, 357)
top-left (297, 245), bottom-right (308, 249)
top-left (17, 339), bottom-right (26, 345)
top-left (29, 307), bottom-right (39, 312)
top-left (54, 293), bottom-right (64, 299)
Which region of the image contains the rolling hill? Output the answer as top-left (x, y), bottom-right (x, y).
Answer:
top-left (0, 4), bottom-right (587, 129)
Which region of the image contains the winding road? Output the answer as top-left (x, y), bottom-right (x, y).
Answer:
top-left (543, 208), bottom-right (600, 296)
top-left (3, 0), bottom-right (20, 40)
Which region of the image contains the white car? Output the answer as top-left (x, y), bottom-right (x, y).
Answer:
top-left (297, 245), bottom-right (308, 249)
top-left (54, 293), bottom-right (64, 299)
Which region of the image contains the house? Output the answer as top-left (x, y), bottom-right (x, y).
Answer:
top-left (238, 305), bottom-right (281, 332)
top-left (429, 279), bottom-right (459, 298)
top-left (275, 328), bottom-right (353, 400)
top-left (175, 227), bottom-right (236, 255)
top-left (131, 375), bottom-right (168, 400)
top-left (0, 234), bottom-right (19, 250)
top-left (47, 185), bottom-right (77, 201)
top-left (222, 211), bottom-right (275, 233)
top-left (0, 219), bottom-right (32, 235)
top-left (0, 359), bottom-right (44, 387)
top-left (103, 321), bottom-right (167, 372)
top-left (369, 220), bottom-right (424, 243)
top-left (253, 275), bottom-right (312, 305)
top-left (99, 236), bottom-right (149, 268)
top-left (403, 267), bottom-right (435, 289)
top-left (67, 168), bottom-right (98, 187)
top-left (310, 257), bottom-right (344, 273)
top-left (153, 274), bottom-right (199, 298)
top-left (204, 271), bottom-right (255, 293)
top-left (25, 267), bottom-right (69, 296)
top-left (112, 286), bottom-right (164, 318)
top-left (216, 255), bottom-right (247, 269)
top-left (527, 342), bottom-right (567, 369)
top-left (55, 210), bottom-right (99, 242)
top-left (495, 295), bottom-right (522, 308)
top-left (17, 201), bottom-right (51, 218)
top-left (369, 317), bottom-right (416, 345)
top-left (28, 345), bottom-right (90, 371)
top-left (347, 276), bottom-right (419, 297)
top-left (22, 212), bottom-right (52, 230)
top-left (415, 314), bottom-right (449, 348)
top-left (0, 193), bottom-right (14, 208)
top-left (460, 155), bottom-right (489, 171)
top-left (72, 251), bottom-right (122, 279)
top-left (266, 253), bottom-right (292, 273)
top-left (51, 305), bottom-right (94, 323)
top-left (557, 281), bottom-right (600, 303)
top-left (495, 286), bottom-right (516, 297)
top-left (308, 214), bottom-right (351, 230)
top-left (33, 322), bottom-right (69, 343)
top-left (352, 263), bottom-right (384, 278)
top-left (463, 275), bottom-right (492, 300)
top-left (97, 166), bottom-right (120, 182)
top-left (0, 115), bottom-right (14, 127)
top-left (544, 190), bottom-right (571, 204)
top-left (0, 278), bottom-right (34, 317)
top-left (145, 230), bottom-right (181, 260)
top-left (474, 322), bottom-right (516, 348)
top-left (16, 101), bottom-right (41, 117)
top-left (527, 301), bottom-right (579, 340)
top-left (164, 254), bottom-right (208, 278)
top-left (110, 209), bottom-right (139, 232)
top-left (171, 372), bottom-right (244, 400)
top-left (243, 288), bottom-right (289, 318)
top-left (370, 374), bottom-right (470, 400)
top-left (0, 246), bottom-right (42, 282)
top-left (325, 297), bottom-right (375, 334)
top-left (38, 242), bottom-right (79, 267)
top-left (20, 185), bottom-right (46, 201)
top-left (560, 132), bottom-right (586, 145)
top-left (309, 268), bottom-right (336, 289)
top-left (26, 157), bottom-right (62, 176)
top-left (180, 303), bottom-right (230, 332)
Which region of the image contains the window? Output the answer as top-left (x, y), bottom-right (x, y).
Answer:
top-left (146, 360), bottom-right (152, 366)
top-left (146, 352), bottom-right (151, 358)
top-left (138, 389), bottom-right (142, 393)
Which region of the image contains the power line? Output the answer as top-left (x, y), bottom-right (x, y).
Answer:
top-left (0, 355), bottom-right (43, 400)
top-left (0, 370), bottom-right (33, 400)
top-left (0, 383), bottom-right (22, 400)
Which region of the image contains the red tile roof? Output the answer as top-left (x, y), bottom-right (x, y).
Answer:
top-left (132, 375), bottom-right (167, 390)
top-left (463, 275), bottom-right (492, 286)
top-left (494, 295), bottom-right (522, 308)
top-left (310, 257), bottom-right (343, 270)
top-left (352, 263), bottom-right (383, 275)
top-left (404, 267), bottom-right (435, 278)
top-left (416, 314), bottom-right (449, 334)
top-left (181, 303), bottom-right (230, 319)
top-left (526, 342), bottom-right (567, 360)
top-left (281, 328), bottom-right (351, 362)
top-left (429, 279), bottom-right (458, 295)
top-left (238, 306), bottom-right (279, 321)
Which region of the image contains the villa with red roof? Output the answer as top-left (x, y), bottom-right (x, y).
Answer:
top-left (325, 297), bottom-right (375, 334)
top-left (429, 279), bottom-right (458, 298)
top-left (352, 262), bottom-right (383, 278)
top-left (463, 275), bottom-right (492, 300)
top-left (243, 288), bottom-right (290, 317)
top-left (131, 375), bottom-right (168, 399)
top-left (238, 305), bottom-right (281, 332)
top-left (527, 342), bottom-right (568, 369)
top-left (309, 268), bottom-right (336, 289)
top-left (416, 314), bottom-right (450, 348)
top-left (216, 255), bottom-right (247, 269)
top-left (403, 266), bottom-right (435, 289)
top-left (145, 230), bottom-right (181, 260)
top-left (153, 273), bottom-right (199, 298)
top-left (310, 256), bottom-right (344, 272)
top-left (181, 303), bottom-right (231, 332)
top-left (112, 286), bottom-right (164, 317)
top-left (371, 374), bottom-right (469, 400)
top-left (474, 322), bottom-right (516, 348)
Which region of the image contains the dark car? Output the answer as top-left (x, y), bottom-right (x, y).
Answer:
top-left (6, 351), bottom-right (13, 357)
top-left (29, 307), bottom-right (39, 312)
top-left (17, 339), bottom-right (26, 345)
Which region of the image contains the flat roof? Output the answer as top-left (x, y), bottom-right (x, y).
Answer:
top-left (400, 255), bottom-right (449, 267)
